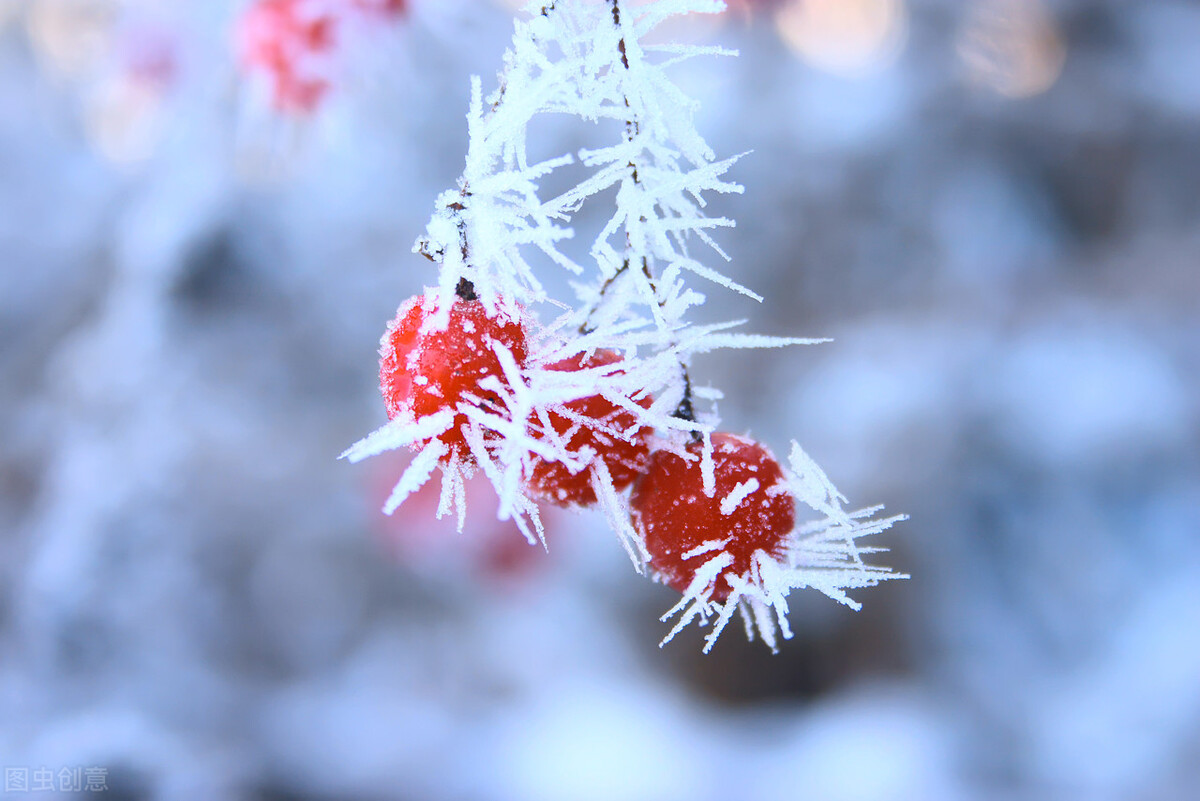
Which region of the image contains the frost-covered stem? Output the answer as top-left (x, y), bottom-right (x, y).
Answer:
top-left (412, 9), bottom-right (584, 313)
top-left (576, 0), bottom-right (639, 334)
top-left (673, 365), bottom-right (701, 436)
top-left (417, 188), bottom-right (490, 304)
top-left (578, 260), bottom-right (631, 335)
top-left (608, 0), bottom-right (696, 428)
top-left (418, 182), bottom-right (465, 255)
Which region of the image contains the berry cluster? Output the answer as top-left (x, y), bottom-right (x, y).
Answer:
top-left (343, 0), bottom-right (903, 652)
top-left (374, 284), bottom-right (803, 644)
top-left (373, 286), bottom-right (657, 505)
top-left (234, 0), bottom-right (406, 113)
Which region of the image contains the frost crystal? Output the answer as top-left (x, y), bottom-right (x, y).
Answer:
top-left (343, 0), bottom-right (906, 652)
top-left (720, 478), bottom-right (759, 516)
top-left (658, 441), bottom-right (907, 654)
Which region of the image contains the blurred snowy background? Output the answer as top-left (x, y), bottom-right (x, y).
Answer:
top-left (2, 0), bottom-right (1199, 799)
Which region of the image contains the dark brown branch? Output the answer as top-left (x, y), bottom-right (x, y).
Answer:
top-left (672, 364), bottom-right (701, 434)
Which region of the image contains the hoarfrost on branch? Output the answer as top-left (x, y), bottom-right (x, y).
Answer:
top-left (342, 0), bottom-right (906, 651)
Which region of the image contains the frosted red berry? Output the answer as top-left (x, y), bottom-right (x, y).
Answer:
top-left (379, 292), bottom-right (528, 462)
top-left (525, 350), bottom-right (652, 506)
top-left (631, 433), bottom-right (795, 602)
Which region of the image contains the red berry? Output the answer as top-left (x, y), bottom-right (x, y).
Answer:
top-left (272, 70), bottom-right (330, 113)
top-left (351, 0), bottom-right (407, 18)
top-left (379, 292), bottom-right (528, 462)
top-left (631, 433), bottom-right (795, 602)
top-left (368, 452), bottom-right (543, 584)
top-left (525, 350), bottom-right (652, 506)
top-left (236, 0), bottom-right (335, 113)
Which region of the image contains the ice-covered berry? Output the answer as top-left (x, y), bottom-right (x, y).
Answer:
top-left (631, 433), bottom-right (795, 602)
top-left (379, 291), bottom-right (528, 462)
top-left (525, 350), bottom-right (652, 506)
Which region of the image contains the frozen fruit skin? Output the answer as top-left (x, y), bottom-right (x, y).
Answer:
top-left (379, 293), bottom-right (528, 461)
top-left (631, 433), bottom-right (796, 602)
top-left (525, 350), bottom-right (652, 507)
